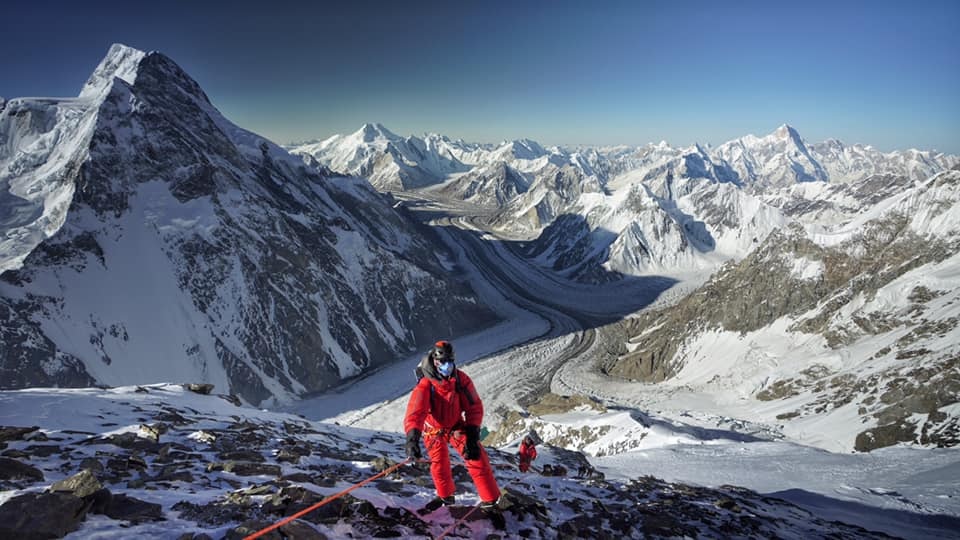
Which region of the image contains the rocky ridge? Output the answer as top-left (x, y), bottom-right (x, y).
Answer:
top-left (0, 384), bottom-right (901, 539)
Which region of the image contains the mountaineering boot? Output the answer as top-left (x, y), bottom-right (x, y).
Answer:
top-left (480, 497), bottom-right (506, 530)
top-left (418, 495), bottom-right (455, 515)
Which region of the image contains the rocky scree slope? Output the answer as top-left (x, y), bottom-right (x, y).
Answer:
top-left (0, 384), bottom-right (899, 539)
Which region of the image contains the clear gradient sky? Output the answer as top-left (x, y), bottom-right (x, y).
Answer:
top-left (3, 0), bottom-right (959, 152)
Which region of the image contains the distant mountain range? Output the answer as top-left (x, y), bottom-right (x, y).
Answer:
top-left (289, 122), bottom-right (958, 280)
top-left (291, 123), bottom-right (960, 452)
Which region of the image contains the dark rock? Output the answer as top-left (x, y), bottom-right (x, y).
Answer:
top-left (228, 419), bottom-right (262, 432)
top-left (0, 426), bottom-right (40, 443)
top-left (24, 444), bottom-right (62, 457)
top-left (261, 485), bottom-right (326, 516)
top-left (106, 457), bottom-right (132, 477)
top-left (0, 456), bottom-right (44, 481)
top-left (153, 471), bottom-right (196, 483)
top-left (855, 421), bottom-right (918, 452)
top-left (128, 454), bottom-right (148, 470)
top-left (0, 491), bottom-right (90, 539)
top-left (240, 483), bottom-right (275, 497)
top-left (86, 431), bottom-right (160, 452)
top-left (24, 430), bottom-right (49, 442)
top-left (139, 423), bottom-right (169, 442)
top-left (224, 520), bottom-right (282, 540)
top-left (154, 462), bottom-right (196, 483)
top-left (79, 457), bottom-right (104, 474)
top-left (172, 499), bottom-right (249, 527)
top-left (184, 383), bottom-right (214, 395)
top-left (207, 461), bottom-right (280, 477)
top-left (279, 519), bottom-right (328, 539)
top-left (715, 498), bottom-right (741, 512)
top-left (50, 469), bottom-right (102, 498)
top-left (282, 472), bottom-right (316, 483)
top-left (154, 410), bottom-right (191, 425)
top-left (219, 394), bottom-right (242, 406)
top-left (218, 450), bottom-right (265, 462)
top-left (86, 487), bottom-right (113, 514)
top-left (102, 493), bottom-right (164, 523)
top-left (276, 449), bottom-right (302, 464)
top-left (374, 479), bottom-right (406, 493)
top-left (260, 486), bottom-right (358, 524)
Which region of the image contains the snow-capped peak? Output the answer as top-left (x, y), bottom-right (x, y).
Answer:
top-left (773, 123), bottom-right (801, 141)
top-left (354, 122), bottom-right (399, 143)
top-left (79, 43), bottom-right (146, 99)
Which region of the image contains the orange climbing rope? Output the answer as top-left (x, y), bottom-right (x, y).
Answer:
top-left (435, 502), bottom-right (482, 539)
top-left (243, 458), bottom-right (412, 540)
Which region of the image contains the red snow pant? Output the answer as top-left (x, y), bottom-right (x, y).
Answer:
top-left (424, 428), bottom-right (500, 503)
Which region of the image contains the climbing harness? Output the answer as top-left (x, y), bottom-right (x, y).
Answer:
top-left (242, 458), bottom-right (413, 540)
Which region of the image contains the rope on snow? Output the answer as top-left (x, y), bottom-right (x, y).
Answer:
top-left (243, 458), bottom-right (414, 540)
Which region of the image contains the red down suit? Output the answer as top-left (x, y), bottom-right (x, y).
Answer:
top-left (403, 358), bottom-right (500, 502)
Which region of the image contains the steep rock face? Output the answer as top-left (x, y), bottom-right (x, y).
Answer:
top-left (433, 161), bottom-right (530, 209)
top-left (0, 45), bottom-right (498, 403)
top-left (490, 164), bottom-right (605, 234)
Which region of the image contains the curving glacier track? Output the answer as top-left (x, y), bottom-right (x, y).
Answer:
top-left (287, 195), bottom-right (960, 539)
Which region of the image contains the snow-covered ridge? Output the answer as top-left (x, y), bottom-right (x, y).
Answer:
top-left (290, 122), bottom-right (957, 281)
top-left (79, 43), bottom-right (146, 99)
top-left (292, 122), bottom-right (958, 197)
top-left (1, 97), bottom-right (96, 274)
top-left (0, 44), bottom-right (154, 274)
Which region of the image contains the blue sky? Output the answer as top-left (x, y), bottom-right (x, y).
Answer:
top-left (3, 0), bottom-right (959, 152)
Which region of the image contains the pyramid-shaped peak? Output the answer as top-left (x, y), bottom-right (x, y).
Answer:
top-left (80, 43), bottom-right (147, 98)
top-left (773, 124), bottom-right (802, 142)
top-left (355, 123), bottom-right (399, 142)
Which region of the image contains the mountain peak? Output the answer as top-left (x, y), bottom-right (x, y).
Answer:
top-left (773, 123), bottom-right (802, 143)
top-left (79, 43), bottom-right (146, 98)
top-left (355, 122), bottom-right (398, 142)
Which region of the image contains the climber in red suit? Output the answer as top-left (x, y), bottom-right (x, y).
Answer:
top-left (404, 340), bottom-right (501, 510)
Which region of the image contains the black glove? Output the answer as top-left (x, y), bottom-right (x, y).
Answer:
top-left (464, 426), bottom-right (481, 460)
top-left (405, 429), bottom-right (422, 460)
